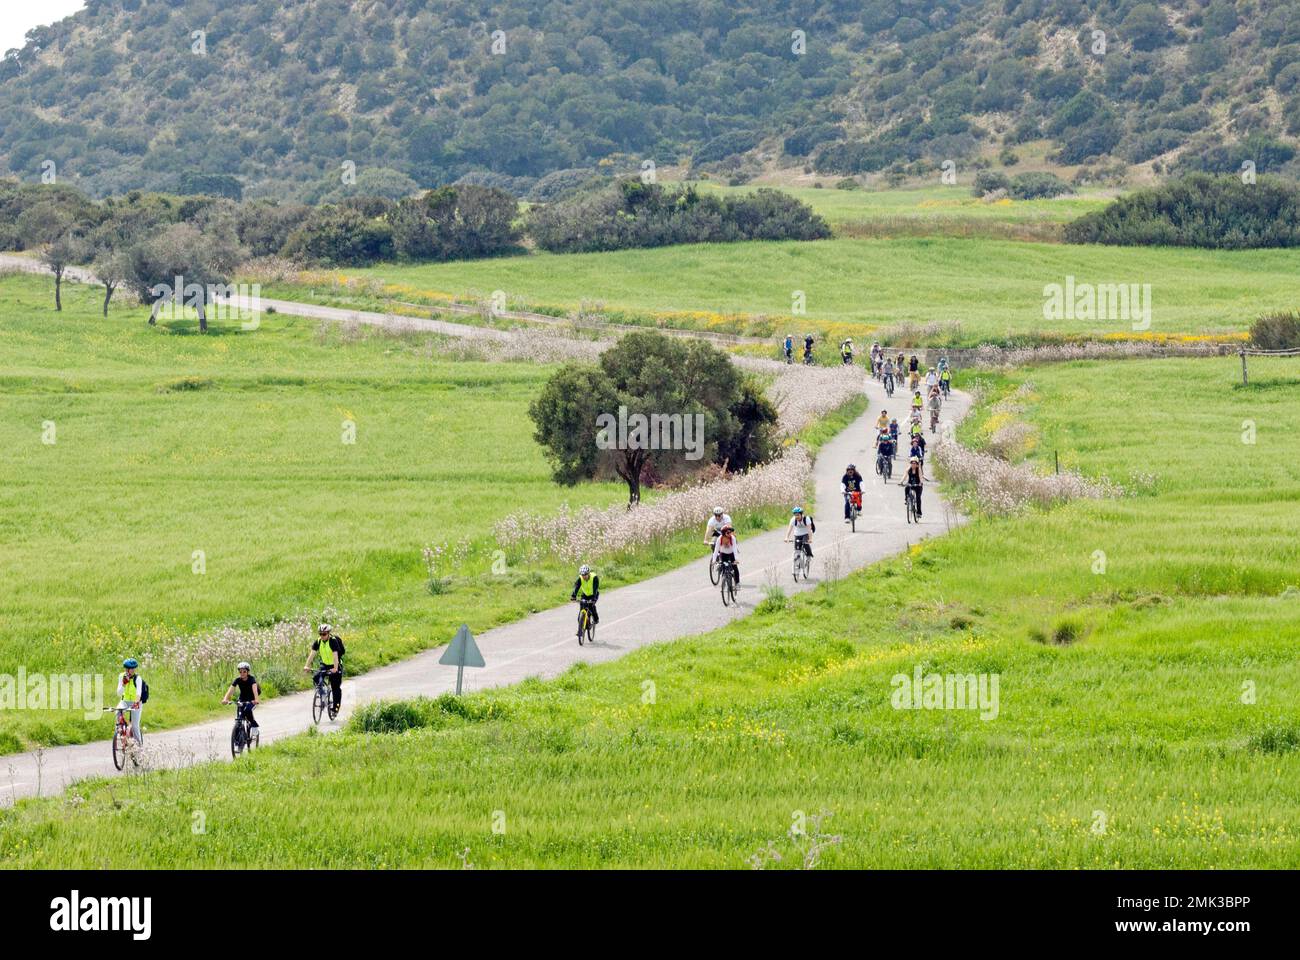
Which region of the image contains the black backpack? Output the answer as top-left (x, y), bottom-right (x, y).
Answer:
top-left (140, 679), bottom-right (150, 704)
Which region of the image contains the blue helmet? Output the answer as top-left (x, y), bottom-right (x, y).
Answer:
top-left (792, 506), bottom-right (803, 515)
top-left (122, 658), bottom-right (139, 669)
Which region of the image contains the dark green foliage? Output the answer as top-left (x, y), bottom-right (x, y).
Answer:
top-left (529, 332), bottom-right (778, 503)
top-left (1249, 312), bottom-right (1300, 350)
top-left (527, 180), bottom-right (829, 253)
top-left (1064, 174), bottom-right (1300, 249)
top-left (387, 185), bottom-right (521, 262)
top-left (282, 206), bottom-right (395, 266)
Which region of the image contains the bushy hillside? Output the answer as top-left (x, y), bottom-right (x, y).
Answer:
top-left (2, 0), bottom-right (1300, 200)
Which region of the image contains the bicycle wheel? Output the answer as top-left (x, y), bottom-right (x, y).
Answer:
top-left (906, 491), bottom-right (917, 524)
top-left (727, 575), bottom-right (737, 605)
top-left (850, 509), bottom-right (857, 533)
top-left (111, 729), bottom-right (125, 771)
top-left (709, 555), bottom-right (720, 586)
top-left (721, 570), bottom-right (732, 606)
top-left (231, 723), bottom-right (245, 758)
top-left (577, 609), bottom-right (587, 645)
top-left (312, 686), bottom-right (324, 724)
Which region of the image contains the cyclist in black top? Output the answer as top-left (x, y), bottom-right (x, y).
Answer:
top-left (221, 662), bottom-right (261, 736)
top-left (303, 624), bottom-right (345, 709)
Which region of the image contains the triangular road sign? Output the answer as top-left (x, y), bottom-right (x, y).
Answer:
top-left (439, 623), bottom-right (485, 669)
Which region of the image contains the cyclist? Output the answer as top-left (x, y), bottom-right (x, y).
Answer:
top-left (910, 433), bottom-right (926, 467)
top-left (877, 430), bottom-right (895, 467)
top-left (841, 463), bottom-right (864, 521)
top-left (704, 506), bottom-right (732, 546)
top-left (570, 564), bottom-right (600, 625)
top-left (875, 409), bottom-right (890, 433)
top-left (303, 623), bottom-right (344, 713)
top-left (784, 506), bottom-right (815, 560)
top-left (888, 416), bottom-right (900, 451)
top-left (883, 356), bottom-right (896, 392)
top-left (911, 390), bottom-right (924, 417)
top-left (840, 338), bottom-right (854, 365)
top-left (783, 334), bottom-right (794, 364)
top-left (939, 364), bottom-right (951, 397)
top-left (904, 456), bottom-right (924, 518)
top-left (909, 354), bottom-right (920, 377)
top-left (115, 658), bottom-right (145, 746)
top-left (221, 662), bottom-right (261, 740)
top-left (712, 524), bottom-right (740, 582)
top-left (803, 334), bottom-right (815, 364)
top-left (928, 384), bottom-right (942, 426)
top-left (926, 367), bottom-right (939, 392)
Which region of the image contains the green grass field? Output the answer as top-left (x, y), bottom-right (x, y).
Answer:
top-left (6, 354), bottom-right (1297, 867)
top-left (685, 180), bottom-right (1114, 231)
top-left (260, 236), bottom-right (1298, 347)
top-left (0, 274), bottom-right (852, 751)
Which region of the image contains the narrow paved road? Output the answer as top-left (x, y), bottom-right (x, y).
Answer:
top-left (1, 257), bottom-right (970, 800)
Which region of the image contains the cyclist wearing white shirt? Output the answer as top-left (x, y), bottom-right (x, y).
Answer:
top-left (712, 524), bottom-right (740, 582)
top-left (704, 506), bottom-right (732, 544)
top-left (116, 658), bottom-right (145, 745)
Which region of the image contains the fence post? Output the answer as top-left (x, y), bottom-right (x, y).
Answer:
top-left (1240, 348), bottom-right (1248, 386)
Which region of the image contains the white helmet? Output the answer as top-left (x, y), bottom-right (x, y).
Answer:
top-left (318, 623), bottom-right (331, 636)
top-left (579, 564), bottom-right (591, 576)
top-left (237, 661), bottom-right (251, 671)
top-left (713, 506), bottom-right (724, 517)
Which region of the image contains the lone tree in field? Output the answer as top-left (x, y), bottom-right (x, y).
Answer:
top-left (123, 221), bottom-right (240, 333)
top-left (17, 201), bottom-right (84, 311)
top-left (529, 331), bottom-right (777, 505)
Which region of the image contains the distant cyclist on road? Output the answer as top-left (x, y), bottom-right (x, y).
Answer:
top-left (803, 334), bottom-right (815, 364)
top-left (841, 463), bottom-right (864, 521)
top-left (705, 505), bottom-right (732, 538)
top-left (570, 564), bottom-right (600, 625)
top-left (783, 334), bottom-right (794, 363)
top-left (222, 662), bottom-right (261, 740)
top-left (785, 506), bottom-right (816, 559)
top-left (840, 338), bottom-right (854, 365)
top-left (904, 456), bottom-right (924, 518)
top-left (303, 623), bottom-right (344, 712)
top-left (115, 658), bottom-right (145, 746)
top-left (712, 524), bottom-right (740, 582)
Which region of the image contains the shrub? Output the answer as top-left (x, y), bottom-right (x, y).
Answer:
top-left (1009, 172), bottom-right (1072, 200)
top-left (1250, 311), bottom-right (1300, 349)
top-left (1065, 174), bottom-right (1300, 248)
top-left (972, 171), bottom-right (1010, 197)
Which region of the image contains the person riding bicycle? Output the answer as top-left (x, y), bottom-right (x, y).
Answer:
top-left (115, 658), bottom-right (145, 746)
top-left (222, 662), bottom-right (261, 740)
top-left (904, 456), bottom-right (924, 518)
top-left (803, 334), bottom-right (815, 363)
top-left (303, 623), bottom-right (344, 712)
top-left (712, 524), bottom-right (740, 582)
top-left (909, 354), bottom-right (920, 375)
top-left (926, 367), bottom-right (939, 392)
top-left (841, 464), bottom-right (864, 521)
top-left (939, 364), bottom-right (951, 395)
top-left (570, 564), bottom-right (600, 625)
top-left (938, 355), bottom-right (949, 373)
top-left (910, 433), bottom-right (926, 466)
top-left (912, 390), bottom-right (924, 415)
top-left (888, 417), bottom-right (900, 450)
top-left (704, 506), bottom-right (732, 546)
top-left (883, 356), bottom-right (896, 386)
top-left (783, 334), bottom-right (794, 363)
top-left (877, 430), bottom-right (895, 464)
top-left (928, 385), bottom-right (942, 418)
top-left (875, 409), bottom-right (890, 433)
top-left (840, 338), bottom-right (854, 365)
top-left (784, 506), bottom-right (815, 559)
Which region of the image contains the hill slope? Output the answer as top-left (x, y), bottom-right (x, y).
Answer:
top-left (2, 0), bottom-right (1299, 199)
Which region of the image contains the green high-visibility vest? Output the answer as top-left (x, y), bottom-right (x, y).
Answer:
top-left (318, 638), bottom-right (336, 666)
top-left (579, 576), bottom-right (595, 597)
top-left (121, 674), bottom-right (139, 700)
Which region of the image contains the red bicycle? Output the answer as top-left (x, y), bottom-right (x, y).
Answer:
top-left (105, 706), bottom-right (142, 770)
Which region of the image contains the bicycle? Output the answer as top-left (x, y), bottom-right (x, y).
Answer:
top-left (229, 700), bottom-right (259, 757)
top-left (930, 406), bottom-right (940, 433)
top-left (105, 706), bottom-right (142, 771)
top-left (718, 558), bottom-right (738, 606)
top-left (791, 539), bottom-right (811, 581)
top-left (884, 373), bottom-right (894, 397)
top-left (576, 597), bottom-right (597, 646)
top-left (876, 450), bottom-right (893, 482)
top-left (905, 484), bottom-right (921, 524)
top-left (940, 378), bottom-right (950, 399)
top-left (845, 491), bottom-right (862, 533)
top-left (312, 668), bottom-right (340, 724)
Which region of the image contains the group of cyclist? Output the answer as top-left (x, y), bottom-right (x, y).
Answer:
top-left (106, 343), bottom-right (952, 756)
top-left (110, 623), bottom-right (347, 752)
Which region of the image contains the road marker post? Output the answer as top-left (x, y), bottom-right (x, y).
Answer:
top-left (440, 624), bottom-right (486, 695)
